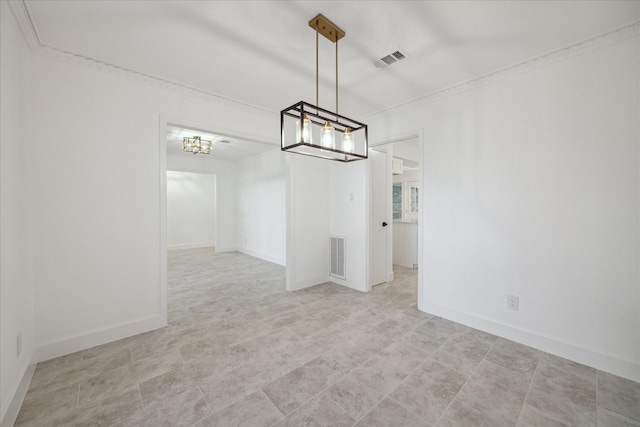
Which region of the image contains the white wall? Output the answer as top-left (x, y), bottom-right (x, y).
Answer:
top-left (393, 223), bottom-right (418, 269)
top-left (287, 154), bottom-right (330, 290)
top-left (391, 137), bottom-right (420, 161)
top-left (391, 151), bottom-right (420, 268)
top-left (27, 47), bottom-right (277, 360)
top-left (237, 149), bottom-right (287, 265)
top-left (369, 35), bottom-right (640, 381)
top-left (167, 155), bottom-right (240, 253)
top-left (329, 161), bottom-right (369, 292)
top-left (166, 171), bottom-right (216, 250)
top-left (286, 153), bottom-right (369, 292)
top-left (0, 3), bottom-right (35, 423)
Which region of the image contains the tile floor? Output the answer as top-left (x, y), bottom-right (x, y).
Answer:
top-left (15, 248), bottom-right (640, 426)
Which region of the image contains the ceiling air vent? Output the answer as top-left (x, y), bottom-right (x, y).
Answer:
top-left (375, 49), bottom-right (408, 68)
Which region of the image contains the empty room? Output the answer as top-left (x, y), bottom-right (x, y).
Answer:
top-left (1, 1), bottom-right (639, 426)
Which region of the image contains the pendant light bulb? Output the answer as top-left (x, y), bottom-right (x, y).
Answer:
top-left (296, 114), bottom-right (313, 144)
top-left (321, 121), bottom-right (335, 149)
top-left (342, 128), bottom-right (354, 152)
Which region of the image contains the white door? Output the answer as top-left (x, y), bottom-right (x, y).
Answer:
top-left (370, 149), bottom-right (389, 287)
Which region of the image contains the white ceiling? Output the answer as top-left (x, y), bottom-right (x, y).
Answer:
top-left (23, 0), bottom-right (639, 157)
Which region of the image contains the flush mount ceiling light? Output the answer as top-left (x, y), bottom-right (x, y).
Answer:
top-left (281, 14), bottom-right (368, 162)
top-left (182, 136), bottom-right (212, 155)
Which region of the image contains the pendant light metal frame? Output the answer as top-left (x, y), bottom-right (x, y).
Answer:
top-left (280, 14), bottom-right (368, 162)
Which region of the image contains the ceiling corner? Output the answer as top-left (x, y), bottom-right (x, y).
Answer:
top-left (7, 0), bottom-right (42, 52)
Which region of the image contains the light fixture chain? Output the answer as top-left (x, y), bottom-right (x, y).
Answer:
top-left (336, 38), bottom-right (339, 117)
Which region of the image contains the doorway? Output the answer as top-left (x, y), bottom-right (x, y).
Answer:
top-left (369, 133), bottom-right (423, 301)
top-left (370, 148), bottom-right (392, 287)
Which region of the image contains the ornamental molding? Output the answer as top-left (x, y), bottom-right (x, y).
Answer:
top-left (7, 0), bottom-right (41, 52)
top-left (8, 1), bottom-right (639, 121)
top-left (364, 20), bottom-right (640, 121)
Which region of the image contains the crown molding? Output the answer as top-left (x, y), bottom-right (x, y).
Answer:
top-left (9, 0), bottom-right (638, 122)
top-left (7, 0), bottom-right (41, 52)
top-left (35, 45), bottom-right (278, 117)
top-left (364, 20), bottom-right (640, 121)
top-left (7, 0), bottom-right (277, 118)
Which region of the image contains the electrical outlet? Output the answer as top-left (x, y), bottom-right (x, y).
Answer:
top-left (17, 332), bottom-right (22, 357)
top-left (507, 295), bottom-right (519, 311)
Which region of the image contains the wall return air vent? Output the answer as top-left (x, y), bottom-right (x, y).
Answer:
top-left (374, 49), bottom-right (408, 68)
top-left (330, 235), bottom-right (346, 280)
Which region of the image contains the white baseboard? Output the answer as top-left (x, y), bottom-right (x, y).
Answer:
top-left (35, 314), bottom-right (166, 363)
top-left (2, 315), bottom-right (166, 426)
top-left (290, 275), bottom-right (329, 291)
top-left (215, 246), bottom-right (238, 253)
top-left (167, 243), bottom-right (214, 251)
top-left (238, 248), bottom-right (285, 266)
top-left (330, 277), bottom-right (367, 293)
top-left (1, 356), bottom-right (35, 427)
top-left (420, 301), bottom-right (640, 383)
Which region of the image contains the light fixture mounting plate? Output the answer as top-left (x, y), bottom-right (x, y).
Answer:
top-left (309, 14), bottom-right (345, 43)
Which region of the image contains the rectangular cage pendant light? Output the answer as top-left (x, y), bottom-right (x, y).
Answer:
top-left (281, 14), bottom-right (368, 162)
top-left (281, 101), bottom-right (368, 162)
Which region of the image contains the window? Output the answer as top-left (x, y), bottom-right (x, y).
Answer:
top-left (392, 181), bottom-right (419, 221)
top-left (392, 183), bottom-right (403, 220)
top-left (406, 181), bottom-right (419, 220)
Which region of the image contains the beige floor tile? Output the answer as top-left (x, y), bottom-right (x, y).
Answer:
top-left (525, 356), bottom-right (597, 426)
top-left (78, 363), bottom-right (140, 405)
top-left (456, 359), bottom-right (531, 425)
top-left (263, 355), bottom-right (350, 416)
top-left (82, 336), bottom-right (137, 359)
top-left (14, 383), bottom-right (78, 427)
top-left (398, 330), bottom-right (443, 355)
top-left (437, 399), bottom-right (501, 427)
top-left (377, 339), bottom-right (433, 374)
top-left (540, 353), bottom-right (597, 383)
top-left (597, 371), bottom-right (640, 422)
top-left (413, 316), bottom-right (463, 345)
top-left (484, 338), bottom-right (541, 379)
top-left (325, 355), bottom-right (408, 420)
top-left (597, 406), bottom-right (640, 427)
top-left (275, 333), bottom-right (331, 367)
top-left (354, 397), bottom-right (426, 427)
top-left (28, 349), bottom-right (132, 397)
top-left (199, 372), bottom-right (255, 414)
top-left (327, 331), bottom-right (394, 370)
top-left (15, 250), bottom-right (640, 427)
top-left (390, 358), bottom-right (468, 424)
top-left (227, 327), bottom-right (299, 365)
top-left (232, 352), bottom-right (296, 390)
top-left (56, 388), bottom-right (143, 427)
top-left (516, 403), bottom-right (571, 426)
top-left (127, 347), bottom-right (186, 384)
top-left (274, 393), bottom-right (355, 427)
top-left (139, 367), bottom-right (197, 405)
top-left (113, 387), bottom-right (212, 427)
top-left (373, 313), bottom-right (427, 340)
top-left (194, 390), bottom-right (283, 427)
top-left (429, 332), bottom-right (494, 376)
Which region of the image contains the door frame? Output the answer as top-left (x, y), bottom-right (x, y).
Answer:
top-left (368, 129), bottom-right (424, 304)
top-left (159, 114), bottom-right (266, 324)
top-left (368, 147), bottom-right (393, 290)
